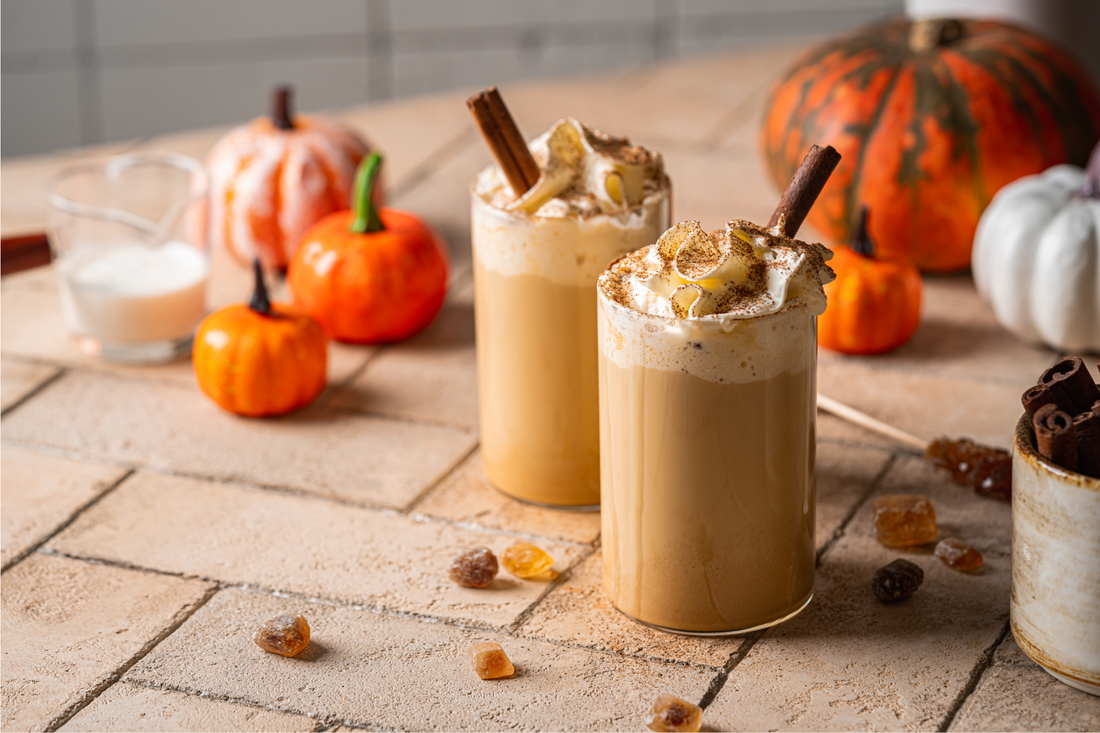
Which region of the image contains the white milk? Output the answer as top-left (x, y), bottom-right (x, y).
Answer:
top-left (58, 240), bottom-right (209, 343)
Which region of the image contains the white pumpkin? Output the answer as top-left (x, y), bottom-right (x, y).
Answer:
top-left (972, 150), bottom-right (1100, 352)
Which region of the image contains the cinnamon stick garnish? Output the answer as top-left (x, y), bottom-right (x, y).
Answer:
top-left (466, 87), bottom-right (540, 197)
top-left (1033, 403), bottom-right (1078, 472)
top-left (1038, 356), bottom-right (1100, 415)
top-left (272, 85), bottom-right (294, 130)
top-left (1021, 383), bottom-right (1057, 418)
top-left (768, 144), bottom-right (842, 238)
top-left (1073, 411), bottom-right (1100, 478)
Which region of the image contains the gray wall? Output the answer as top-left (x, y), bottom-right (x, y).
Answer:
top-left (3, 0), bottom-right (909, 158)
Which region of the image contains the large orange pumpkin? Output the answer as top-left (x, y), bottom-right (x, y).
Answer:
top-left (207, 86), bottom-right (373, 270)
top-left (762, 18), bottom-right (1100, 273)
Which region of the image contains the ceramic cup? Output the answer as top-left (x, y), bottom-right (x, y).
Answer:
top-left (1012, 413), bottom-right (1100, 696)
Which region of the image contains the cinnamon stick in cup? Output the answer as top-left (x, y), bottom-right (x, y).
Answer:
top-left (1021, 383), bottom-right (1057, 418)
top-left (1038, 356), bottom-right (1100, 415)
top-left (768, 144), bottom-right (842, 238)
top-left (1033, 403), bottom-right (1079, 472)
top-left (1073, 411), bottom-right (1100, 478)
top-left (466, 88), bottom-right (540, 197)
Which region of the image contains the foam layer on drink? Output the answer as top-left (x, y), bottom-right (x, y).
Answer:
top-left (598, 220), bottom-right (834, 383)
top-left (472, 118), bottom-right (670, 286)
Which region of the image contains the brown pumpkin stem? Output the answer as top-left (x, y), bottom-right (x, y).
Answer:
top-left (767, 144), bottom-right (842, 238)
top-left (1076, 141), bottom-right (1100, 200)
top-left (850, 205), bottom-right (875, 257)
top-left (272, 85), bottom-right (294, 131)
top-left (249, 258), bottom-right (274, 316)
top-left (909, 18), bottom-right (964, 52)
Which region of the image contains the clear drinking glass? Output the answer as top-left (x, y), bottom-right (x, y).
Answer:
top-left (597, 288), bottom-right (817, 634)
top-left (46, 153), bottom-right (209, 363)
top-left (471, 188), bottom-right (670, 509)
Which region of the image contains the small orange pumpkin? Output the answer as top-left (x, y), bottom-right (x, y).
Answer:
top-left (288, 153), bottom-right (449, 344)
top-left (206, 85), bottom-right (374, 270)
top-left (818, 207), bottom-right (922, 355)
top-left (193, 259), bottom-right (328, 417)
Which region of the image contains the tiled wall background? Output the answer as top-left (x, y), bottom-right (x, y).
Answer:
top-left (1, 0), bottom-right (908, 158)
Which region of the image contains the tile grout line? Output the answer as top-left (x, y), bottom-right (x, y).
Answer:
top-left (0, 467), bottom-right (136, 575)
top-left (815, 452), bottom-right (900, 567)
top-left (0, 436), bottom-right (593, 549)
top-left (42, 583), bottom-right (222, 732)
top-left (0, 365), bottom-right (69, 420)
top-left (696, 628), bottom-right (767, 710)
top-left (35, 548), bottom-right (717, 675)
top-left (505, 542), bottom-right (600, 635)
top-left (122, 679), bottom-right (336, 732)
top-left (938, 618), bottom-right (1012, 732)
top-left (400, 440), bottom-right (479, 515)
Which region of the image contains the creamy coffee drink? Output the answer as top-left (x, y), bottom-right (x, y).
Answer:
top-left (597, 219), bottom-right (834, 633)
top-left (472, 118), bottom-right (670, 508)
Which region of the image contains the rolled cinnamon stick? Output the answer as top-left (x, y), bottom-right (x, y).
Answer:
top-left (1073, 410), bottom-right (1100, 478)
top-left (767, 144), bottom-right (842, 238)
top-left (1093, 399), bottom-right (1100, 418)
top-left (1033, 403), bottom-right (1078, 472)
top-left (1038, 356), bottom-right (1100, 415)
top-left (1021, 383), bottom-right (1056, 418)
top-left (466, 87), bottom-right (540, 197)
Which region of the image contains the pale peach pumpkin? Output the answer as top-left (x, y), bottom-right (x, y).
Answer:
top-left (206, 86), bottom-right (372, 270)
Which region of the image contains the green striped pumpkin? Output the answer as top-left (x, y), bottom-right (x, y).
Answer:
top-left (761, 18), bottom-right (1100, 272)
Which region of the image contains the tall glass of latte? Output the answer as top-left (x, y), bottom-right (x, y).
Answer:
top-left (471, 118), bottom-right (670, 509)
top-left (597, 219), bottom-right (834, 633)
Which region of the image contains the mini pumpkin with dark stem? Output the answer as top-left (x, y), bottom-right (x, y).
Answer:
top-left (818, 206), bottom-right (923, 355)
top-left (287, 152), bottom-right (449, 343)
top-left (193, 259), bottom-right (328, 417)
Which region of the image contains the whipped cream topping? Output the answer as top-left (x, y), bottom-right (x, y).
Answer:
top-left (474, 117), bottom-right (668, 218)
top-left (600, 220), bottom-right (835, 320)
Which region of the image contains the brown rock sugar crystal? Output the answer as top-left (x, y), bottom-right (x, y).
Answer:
top-left (450, 547), bottom-right (498, 588)
top-left (935, 537), bottom-right (983, 571)
top-left (873, 494), bottom-right (937, 547)
top-left (872, 559), bottom-right (924, 603)
top-left (645, 693), bottom-right (703, 732)
top-left (253, 612), bottom-right (310, 657)
top-left (468, 641), bottom-right (515, 680)
top-left (500, 542), bottom-right (555, 579)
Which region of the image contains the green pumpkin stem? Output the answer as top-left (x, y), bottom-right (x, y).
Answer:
top-left (349, 153), bottom-right (385, 234)
top-left (272, 85), bottom-right (294, 131)
top-left (249, 258), bottom-right (274, 316)
top-left (850, 205), bottom-right (875, 258)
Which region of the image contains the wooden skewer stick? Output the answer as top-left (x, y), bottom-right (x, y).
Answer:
top-left (817, 394), bottom-right (929, 451)
top-left (466, 87), bottom-right (541, 197)
top-left (768, 144), bottom-right (842, 238)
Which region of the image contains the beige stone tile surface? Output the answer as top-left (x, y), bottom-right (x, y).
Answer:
top-left (1, 446), bottom-right (129, 570)
top-left (329, 300), bottom-right (478, 429)
top-left (49, 471), bottom-right (581, 629)
top-left (125, 588), bottom-right (716, 731)
top-left (1, 553), bottom-right (214, 733)
top-left (815, 443), bottom-right (893, 552)
top-left (704, 456), bottom-right (1013, 731)
top-left (59, 681), bottom-right (320, 732)
top-left (516, 551), bottom-right (741, 669)
top-left (950, 637), bottom-right (1100, 732)
top-left (818, 358), bottom-right (1026, 450)
top-left (2, 371), bottom-right (476, 510)
top-left (413, 450), bottom-right (602, 546)
top-left (0, 358), bottom-right (60, 412)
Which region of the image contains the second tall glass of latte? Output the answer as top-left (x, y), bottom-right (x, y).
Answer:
top-left (598, 219), bottom-right (835, 634)
top-left (471, 118), bottom-right (670, 508)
